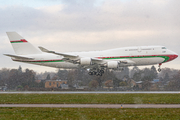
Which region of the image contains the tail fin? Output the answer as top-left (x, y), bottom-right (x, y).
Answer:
top-left (6, 32), bottom-right (42, 55)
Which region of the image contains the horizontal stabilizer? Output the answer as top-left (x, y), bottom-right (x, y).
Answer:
top-left (4, 54), bottom-right (34, 60)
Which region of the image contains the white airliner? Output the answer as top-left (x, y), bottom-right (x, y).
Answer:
top-left (4, 32), bottom-right (178, 76)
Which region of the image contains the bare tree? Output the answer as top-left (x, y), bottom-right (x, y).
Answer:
top-left (89, 80), bottom-right (99, 89)
top-left (105, 80), bottom-right (113, 88)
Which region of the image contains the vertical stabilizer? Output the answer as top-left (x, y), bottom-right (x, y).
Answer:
top-left (6, 32), bottom-right (42, 55)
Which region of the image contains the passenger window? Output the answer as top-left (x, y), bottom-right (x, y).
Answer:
top-left (162, 47), bottom-right (166, 49)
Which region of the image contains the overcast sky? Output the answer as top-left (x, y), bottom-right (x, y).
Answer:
top-left (0, 0), bottom-right (180, 73)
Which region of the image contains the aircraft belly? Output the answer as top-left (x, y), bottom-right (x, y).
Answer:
top-left (41, 62), bottom-right (78, 68)
top-left (25, 61), bottom-right (78, 68)
top-left (132, 57), bottom-right (164, 65)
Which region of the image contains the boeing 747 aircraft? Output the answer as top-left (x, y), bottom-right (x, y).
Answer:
top-left (4, 32), bottom-right (178, 76)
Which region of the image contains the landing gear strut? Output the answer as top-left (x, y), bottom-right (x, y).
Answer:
top-left (158, 63), bottom-right (162, 72)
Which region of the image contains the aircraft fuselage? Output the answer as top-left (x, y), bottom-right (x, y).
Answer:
top-left (12, 46), bottom-right (178, 69)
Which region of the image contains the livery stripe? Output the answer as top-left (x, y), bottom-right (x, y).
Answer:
top-left (13, 59), bottom-right (64, 63)
top-left (13, 55), bottom-right (176, 64)
top-left (10, 39), bottom-right (27, 43)
top-left (100, 55), bottom-right (170, 63)
top-left (29, 60), bottom-right (64, 63)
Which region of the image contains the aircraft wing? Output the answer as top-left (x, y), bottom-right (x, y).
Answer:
top-left (39, 46), bottom-right (82, 64)
top-left (39, 46), bottom-right (78, 58)
top-left (38, 46), bottom-right (135, 68)
top-left (39, 46), bottom-right (105, 65)
top-left (4, 54), bottom-right (34, 60)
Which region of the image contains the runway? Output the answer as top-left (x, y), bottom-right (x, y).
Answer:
top-left (0, 91), bottom-right (180, 94)
top-left (0, 104), bottom-right (180, 108)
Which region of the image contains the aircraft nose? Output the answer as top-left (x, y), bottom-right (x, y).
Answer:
top-left (166, 53), bottom-right (178, 62)
top-left (171, 53), bottom-right (178, 60)
top-left (174, 54), bottom-right (178, 59)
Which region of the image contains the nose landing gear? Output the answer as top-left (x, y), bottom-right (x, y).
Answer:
top-left (158, 63), bottom-right (162, 72)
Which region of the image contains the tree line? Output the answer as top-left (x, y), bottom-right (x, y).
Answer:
top-left (0, 65), bottom-right (180, 91)
top-left (0, 66), bottom-right (44, 90)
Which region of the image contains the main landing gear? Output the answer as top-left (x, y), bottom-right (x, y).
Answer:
top-left (158, 63), bottom-right (162, 72)
top-left (88, 69), bottom-right (104, 76)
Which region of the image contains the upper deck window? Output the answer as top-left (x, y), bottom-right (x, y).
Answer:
top-left (162, 47), bottom-right (166, 49)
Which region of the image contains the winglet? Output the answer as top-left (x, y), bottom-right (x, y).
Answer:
top-left (39, 46), bottom-right (54, 53)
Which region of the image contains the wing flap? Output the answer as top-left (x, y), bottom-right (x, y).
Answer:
top-left (120, 59), bottom-right (135, 65)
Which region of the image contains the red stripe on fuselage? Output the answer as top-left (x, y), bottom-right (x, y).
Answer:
top-left (12, 54), bottom-right (178, 64)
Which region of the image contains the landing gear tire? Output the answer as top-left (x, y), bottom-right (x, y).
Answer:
top-left (158, 68), bottom-right (161, 72)
top-left (93, 71), bottom-right (97, 75)
top-left (96, 72), bottom-right (102, 76)
top-left (89, 69), bottom-right (104, 76)
top-left (100, 69), bottom-right (104, 74)
top-left (98, 72), bottom-right (102, 76)
top-left (88, 71), bottom-right (93, 75)
top-left (88, 71), bottom-right (97, 75)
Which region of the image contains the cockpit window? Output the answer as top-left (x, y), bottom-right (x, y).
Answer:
top-left (162, 47), bottom-right (166, 49)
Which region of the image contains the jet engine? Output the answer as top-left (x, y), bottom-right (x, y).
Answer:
top-left (80, 57), bottom-right (92, 65)
top-left (107, 61), bottom-right (119, 69)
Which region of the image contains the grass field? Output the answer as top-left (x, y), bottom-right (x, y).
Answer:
top-left (0, 93), bottom-right (179, 119)
top-left (0, 108), bottom-right (180, 120)
top-left (0, 93), bottom-right (179, 104)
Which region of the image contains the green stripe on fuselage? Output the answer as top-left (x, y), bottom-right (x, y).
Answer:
top-left (27, 60), bottom-right (64, 63)
top-left (24, 56), bottom-right (169, 64)
top-left (102, 56), bottom-right (169, 63)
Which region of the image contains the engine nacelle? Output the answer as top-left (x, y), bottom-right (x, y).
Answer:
top-left (80, 57), bottom-right (92, 65)
top-left (107, 61), bottom-right (119, 69)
